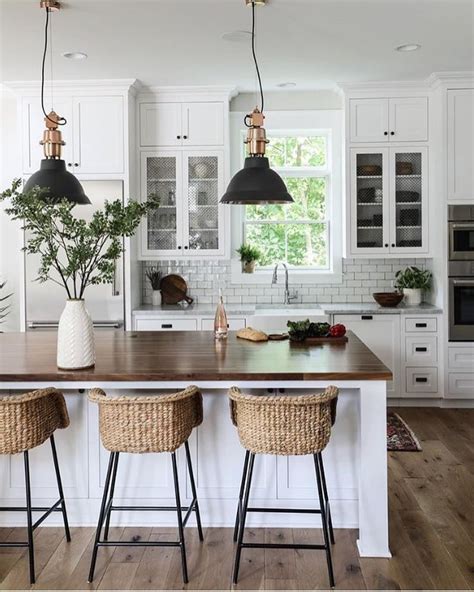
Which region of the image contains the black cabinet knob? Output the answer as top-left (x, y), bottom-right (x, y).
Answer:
top-left (177, 135), bottom-right (181, 139)
top-left (177, 245), bottom-right (182, 250)
top-left (184, 245), bottom-right (189, 250)
top-left (183, 135), bottom-right (188, 140)
top-left (67, 163), bottom-right (72, 167)
top-left (390, 131), bottom-right (395, 136)
top-left (384, 131), bottom-right (388, 136)
top-left (384, 243), bottom-right (389, 247)
top-left (391, 243), bottom-right (395, 247)
top-left (74, 163), bottom-right (79, 167)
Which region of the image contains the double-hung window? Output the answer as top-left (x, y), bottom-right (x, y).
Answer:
top-left (243, 132), bottom-right (331, 269)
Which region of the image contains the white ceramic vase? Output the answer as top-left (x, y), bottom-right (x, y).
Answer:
top-left (152, 290), bottom-right (162, 306)
top-left (57, 300), bottom-right (95, 370)
top-left (403, 288), bottom-right (422, 306)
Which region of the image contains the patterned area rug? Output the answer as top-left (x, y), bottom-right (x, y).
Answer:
top-left (387, 412), bottom-right (422, 452)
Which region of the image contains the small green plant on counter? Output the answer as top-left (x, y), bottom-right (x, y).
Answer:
top-left (0, 179), bottom-right (159, 300)
top-left (394, 266), bottom-right (432, 291)
top-left (236, 243), bottom-right (262, 264)
top-left (0, 281), bottom-right (12, 325)
top-left (287, 320), bottom-right (331, 342)
top-left (146, 267), bottom-right (162, 290)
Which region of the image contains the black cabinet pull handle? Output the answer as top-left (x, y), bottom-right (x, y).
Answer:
top-left (384, 131), bottom-right (388, 136)
top-left (415, 347), bottom-right (428, 352)
top-left (161, 324), bottom-right (172, 329)
top-left (361, 315), bottom-right (373, 320)
top-left (415, 377), bottom-right (428, 383)
top-left (416, 323), bottom-right (427, 328)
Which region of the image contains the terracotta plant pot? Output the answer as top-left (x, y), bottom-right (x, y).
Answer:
top-left (242, 260), bottom-right (256, 273)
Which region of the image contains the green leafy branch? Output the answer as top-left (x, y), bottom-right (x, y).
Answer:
top-left (0, 179), bottom-right (159, 300)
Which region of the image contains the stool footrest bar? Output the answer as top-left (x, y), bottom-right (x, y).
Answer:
top-left (0, 542), bottom-right (30, 548)
top-left (96, 541), bottom-right (181, 547)
top-left (242, 542), bottom-right (326, 550)
top-left (110, 505), bottom-right (192, 512)
top-left (32, 500), bottom-right (63, 530)
top-left (247, 507), bottom-right (321, 514)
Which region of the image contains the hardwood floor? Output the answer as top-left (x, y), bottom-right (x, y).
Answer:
top-left (0, 408), bottom-right (473, 590)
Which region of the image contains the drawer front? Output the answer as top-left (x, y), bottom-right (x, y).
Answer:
top-left (448, 373), bottom-right (474, 398)
top-left (405, 336), bottom-right (438, 365)
top-left (406, 367), bottom-right (438, 393)
top-left (201, 318), bottom-right (246, 331)
top-left (405, 317), bottom-right (437, 333)
top-left (448, 346), bottom-right (474, 370)
top-left (135, 318), bottom-right (198, 331)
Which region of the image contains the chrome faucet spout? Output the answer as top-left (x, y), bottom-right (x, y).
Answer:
top-left (272, 262), bottom-right (295, 305)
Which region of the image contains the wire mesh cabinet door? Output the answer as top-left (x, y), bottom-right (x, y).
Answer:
top-left (182, 150), bottom-right (226, 257)
top-left (350, 147), bottom-right (390, 255)
top-left (140, 151), bottom-right (185, 258)
top-left (389, 147), bottom-right (428, 254)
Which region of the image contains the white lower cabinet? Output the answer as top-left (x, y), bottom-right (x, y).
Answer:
top-left (447, 344), bottom-right (474, 399)
top-left (333, 314), bottom-right (401, 397)
top-left (201, 318), bottom-right (246, 331)
top-left (134, 318), bottom-right (198, 331)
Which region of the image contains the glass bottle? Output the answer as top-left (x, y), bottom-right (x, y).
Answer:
top-left (214, 290), bottom-right (228, 340)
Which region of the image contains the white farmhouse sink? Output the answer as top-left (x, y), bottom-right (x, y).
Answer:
top-left (255, 303), bottom-right (326, 316)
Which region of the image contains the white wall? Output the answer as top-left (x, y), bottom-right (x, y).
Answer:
top-left (0, 85), bottom-right (22, 332)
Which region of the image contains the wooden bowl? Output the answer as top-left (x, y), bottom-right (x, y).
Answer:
top-left (372, 292), bottom-right (404, 308)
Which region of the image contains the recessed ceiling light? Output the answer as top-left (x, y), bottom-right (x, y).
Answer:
top-left (277, 82), bottom-right (296, 88)
top-left (221, 30), bottom-right (252, 43)
top-left (395, 44), bottom-right (421, 52)
top-left (62, 51), bottom-right (88, 60)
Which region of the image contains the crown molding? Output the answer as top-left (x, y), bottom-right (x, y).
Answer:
top-left (4, 79), bottom-right (140, 96)
top-left (138, 85), bottom-right (238, 101)
top-left (427, 71), bottom-right (474, 89)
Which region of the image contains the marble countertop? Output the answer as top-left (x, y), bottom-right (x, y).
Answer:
top-left (133, 302), bottom-right (442, 316)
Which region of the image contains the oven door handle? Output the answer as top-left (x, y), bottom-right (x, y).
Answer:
top-left (452, 279), bottom-right (474, 285)
top-left (450, 223), bottom-right (474, 229)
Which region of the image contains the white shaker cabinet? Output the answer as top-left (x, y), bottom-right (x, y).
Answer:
top-left (350, 97), bottom-right (428, 143)
top-left (21, 95), bottom-right (125, 176)
top-left (139, 102), bottom-right (224, 147)
top-left (447, 89), bottom-right (474, 201)
top-left (333, 314), bottom-right (401, 397)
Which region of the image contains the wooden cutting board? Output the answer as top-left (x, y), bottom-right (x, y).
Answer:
top-left (160, 274), bottom-right (194, 305)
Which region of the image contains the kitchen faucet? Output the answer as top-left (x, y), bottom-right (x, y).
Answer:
top-left (272, 263), bottom-right (298, 305)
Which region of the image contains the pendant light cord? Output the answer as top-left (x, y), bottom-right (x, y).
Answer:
top-left (41, 7), bottom-right (66, 126)
top-left (244, 1), bottom-right (264, 128)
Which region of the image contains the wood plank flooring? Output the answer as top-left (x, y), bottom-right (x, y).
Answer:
top-left (0, 408), bottom-right (473, 590)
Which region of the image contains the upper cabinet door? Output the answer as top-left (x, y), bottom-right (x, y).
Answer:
top-left (448, 89), bottom-right (474, 201)
top-left (140, 103), bottom-right (182, 147)
top-left (389, 97), bottom-right (428, 142)
top-left (350, 99), bottom-right (389, 143)
top-left (73, 96), bottom-right (124, 175)
top-left (182, 102), bottom-right (224, 146)
top-left (22, 98), bottom-right (73, 174)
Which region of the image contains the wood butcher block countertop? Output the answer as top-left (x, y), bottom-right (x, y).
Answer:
top-left (0, 331), bottom-right (392, 383)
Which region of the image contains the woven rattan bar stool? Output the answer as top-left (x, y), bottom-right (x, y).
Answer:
top-left (229, 386), bottom-right (339, 588)
top-left (87, 386), bottom-right (204, 585)
top-left (0, 388), bottom-right (71, 585)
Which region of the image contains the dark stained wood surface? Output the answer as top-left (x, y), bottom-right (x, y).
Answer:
top-left (0, 330), bottom-right (392, 382)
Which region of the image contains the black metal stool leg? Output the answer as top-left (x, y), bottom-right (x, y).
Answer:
top-left (233, 450), bottom-right (250, 542)
top-left (104, 452), bottom-right (120, 541)
top-left (314, 454), bottom-right (335, 588)
top-left (50, 434), bottom-right (71, 542)
top-left (184, 441), bottom-right (203, 542)
top-left (24, 450), bottom-right (35, 585)
top-left (232, 452), bottom-right (255, 584)
top-left (318, 452), bottom-right (335, 545)
top-left (88, 452), bottom-right (115, 583)
top-left (171, 451), bottom-right (188, 584)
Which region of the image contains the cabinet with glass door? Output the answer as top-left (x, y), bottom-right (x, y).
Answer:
top-left (350, 147), bottom-right (428, 256)
top-left (140, 150), bottom-right (225, 259)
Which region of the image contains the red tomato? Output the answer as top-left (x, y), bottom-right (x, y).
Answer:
top-left (329, 324), bottom-right (346, 338)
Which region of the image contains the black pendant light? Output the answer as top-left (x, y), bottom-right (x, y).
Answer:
top-left (24, 1), bottom-right (90, 204)
top-left (221, 0), bottom-right (293, 205)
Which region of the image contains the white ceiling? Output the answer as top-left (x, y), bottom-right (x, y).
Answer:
top-left (0, 0), bottom-right (473, 89)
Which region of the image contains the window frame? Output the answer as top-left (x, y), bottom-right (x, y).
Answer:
top-left (230, 110), bottom-right (343, 285)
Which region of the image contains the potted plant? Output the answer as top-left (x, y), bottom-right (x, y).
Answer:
top-left (146, 267), bottom-right (162, 306)
top-left (0, 179), bottom-right (158, 369)
top-left (394, 266), bottom-right (432, 306)
top-left (237, 244), bottom-right (262, 273)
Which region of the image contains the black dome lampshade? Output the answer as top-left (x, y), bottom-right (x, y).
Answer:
top-left (24, 159), bottom-right (90, 204)
top-left (220, 1), bottom-right (293, 206)
top-left (221, 156), bottom-right (293, 204)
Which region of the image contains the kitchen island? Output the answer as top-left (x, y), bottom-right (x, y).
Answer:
top-left (0, 330), bottom-right (392, 558)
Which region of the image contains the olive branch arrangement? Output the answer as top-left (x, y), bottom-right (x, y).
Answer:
top-left (0, 179), bottom-right (159, 300)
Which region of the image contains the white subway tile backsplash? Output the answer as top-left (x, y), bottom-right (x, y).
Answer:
top-left (141, 258), bottom-right (430, 305)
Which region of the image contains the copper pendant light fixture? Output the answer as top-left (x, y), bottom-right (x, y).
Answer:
top-left (24, 2), bottom-right (90, 204)
top-left (221, 0), bottom-right (293, 205)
